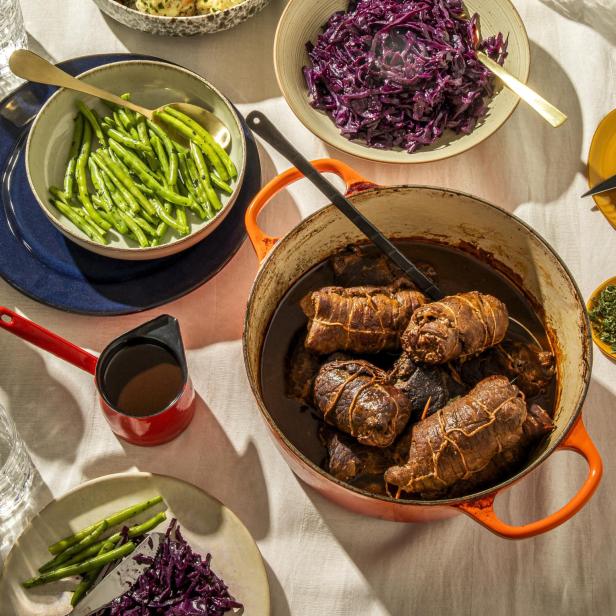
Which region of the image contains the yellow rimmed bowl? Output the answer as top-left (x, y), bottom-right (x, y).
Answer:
top-left (274, 0), bottom-right (530, 164)
top-left (587, 276), bottom-right (616, 363)
top-left (26, 60), bottom-right (246, 261)
top-left (587, 108), bottom-right (616, 230)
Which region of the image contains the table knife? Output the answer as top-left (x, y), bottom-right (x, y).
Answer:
top-left (69, 532), bottom-right (163, 616)
top-left (581, 174), bottom-right (616, 198)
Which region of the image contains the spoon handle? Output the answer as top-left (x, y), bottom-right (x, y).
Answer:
top-left (476, 52), bottom-right (567, 128)
top-left (9, 50), bottom-right (153, 120)
top-left (245, 111), bottom-right (443, 300)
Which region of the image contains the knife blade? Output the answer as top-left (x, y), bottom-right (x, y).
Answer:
top-left (69, 532), bottom-right (163, 616)
top-left (581, 174), bottom-right (616, 198)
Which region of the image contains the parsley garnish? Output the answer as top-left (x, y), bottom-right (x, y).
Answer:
top-left (589, 284), bottom-right (616, 354)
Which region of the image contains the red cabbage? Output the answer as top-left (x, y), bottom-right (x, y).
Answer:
top-left (98, 519), bottom-right (242, 615)
top-left (303, 0), bottom-right (508, 152)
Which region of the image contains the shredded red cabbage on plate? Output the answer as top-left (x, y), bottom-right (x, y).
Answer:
top-left (99, 519), bottom-right (242, 615)
top-left (303, 0), bottom-right (508, 152)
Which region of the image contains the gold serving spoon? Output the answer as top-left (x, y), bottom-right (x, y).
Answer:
top-left (9, 49), bottom-right (231, 148)
top-left (471, 19), bottom-right (567, 128)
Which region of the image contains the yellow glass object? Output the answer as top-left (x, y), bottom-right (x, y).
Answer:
top-left (587, 276), bottom-right (616, 363)
top-left (588, 110), bottom-right (616, 230)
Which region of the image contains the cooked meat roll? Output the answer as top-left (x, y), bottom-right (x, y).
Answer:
top-left (402, 291), bottom-right (508, 364)
top-left (285, 336), bottom-right (322, 403)
top-left (496, 341), bottom-right (555, 397)
top-left (331, 245), bottom-right (438, 288)
top-left (302, 285), bottom-right (426, 355)
top-left (389, 353), bottom-right (460, 420)
top-left (446, 403), bottom-right (554, 497)
top-left (313, 359), bottom-right (412, 447)
top-left (384, 376), bottom-right (527, 498)
top-left (455, 341), bottom-right (555, 398)
top-left (321, 429), bottom-right (391, 495)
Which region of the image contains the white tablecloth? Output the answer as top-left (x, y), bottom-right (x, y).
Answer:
top-left (2, 1), bottom-right (616, 614)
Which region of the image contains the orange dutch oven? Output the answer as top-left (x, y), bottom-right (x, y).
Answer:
top-left (242, 159), bottom-right (602, 539)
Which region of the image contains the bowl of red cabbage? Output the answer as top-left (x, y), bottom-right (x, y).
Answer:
top-left (274, 0), bottom-right (530, 163)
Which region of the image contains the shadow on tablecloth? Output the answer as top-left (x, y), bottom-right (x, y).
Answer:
top-left (540, 0), bottom-right (616, 46)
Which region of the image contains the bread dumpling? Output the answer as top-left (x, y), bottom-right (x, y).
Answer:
top-left (136, 0), bottom-right (196, 16)
top-left (196, 0), bottom-right (242, 12)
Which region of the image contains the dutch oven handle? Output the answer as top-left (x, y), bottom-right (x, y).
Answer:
top-left (456, 415), bottom-right (602, 539)
top-left (245, 159), bottom-right (378, 262)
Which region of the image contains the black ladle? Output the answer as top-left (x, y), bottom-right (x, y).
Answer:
top-left (245, 111), bottom-right (542, 348)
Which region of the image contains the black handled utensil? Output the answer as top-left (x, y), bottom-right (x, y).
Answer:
top-left (245, 111), bottom-right (444, 301)
top-left (581, 174), bottom-right (616, 198)
top-left (246, 110), bottom-right (544, 350)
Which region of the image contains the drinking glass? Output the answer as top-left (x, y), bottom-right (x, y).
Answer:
top-left (0, 403), bottom-right (34, 518)
top-left (0, 0), bottom-right (27, 93)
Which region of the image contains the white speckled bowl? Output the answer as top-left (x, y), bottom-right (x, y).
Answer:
top-left (92, 0), bottom-right (272, 36)
top-left (274, 0), bottom-right (530, 164)
top-left (26, 60), bottom-right (246, 261)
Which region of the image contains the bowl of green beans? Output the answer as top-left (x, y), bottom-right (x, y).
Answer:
top-left (26, 60), bottom-right (246, 260)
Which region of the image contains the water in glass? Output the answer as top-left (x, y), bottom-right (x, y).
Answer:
top-left (0, 404), bottom-right (33, 518)
top-left (0, 0), bottom-right (27, 76)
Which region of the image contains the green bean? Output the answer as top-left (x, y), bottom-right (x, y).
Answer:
top-left (156, 221), bottom-right (168, 238)
top-left (51, 199), bottom-right (107, 244)
top-left (185, 157), bottom-right (212, 218)
top-left (48, 496), bottom-right (163, 555)
top-left (175, 205), bottom-right (188, 235)
top-left (39, 522), bottom-right (108, 573)
top-left (88, 159), bottom-right (114, 210)
top-left (149, 132), bottom-right (169, 181)
top-left (155, 111), bottom-right (228, 181)
top-left (211, 173), bottom-right (233, 195)
top-left (95, 161), bottom-right (140, 216)
top-left (190, 141), bottom-right (222, 212)
top-left (76, 101), bottom-right (106, 146)
top-left (105, 127), bottom-right (152, 153)
top-left (63, 114), bottom-right (84, 198)
top-left (60, 511), bottom-right (167, 568)
top-left (151, 197), bottom-right (187, 234)
top-left (75, 123), bottom-right (112, 231)
top-left (150, 237), bottom-right (160, 247)
top-left (171, 138), bottom-right (188, 155)
top-left (163, 106), bottom-right (236, 178)
top-left (118, 211), bottom-right (149, 247)
top-left (96, 149), bottom-right (156, 216)
top-left (137, 120), bottom-right (159, 170)
top-left (108, 140), bottom-right (192, 207)
top-left (146, 121), bottom-right (178, 186)
top-left (23, 542), bottom-right (136, 588)
top-left (70, 539), bottom-right (116, 607)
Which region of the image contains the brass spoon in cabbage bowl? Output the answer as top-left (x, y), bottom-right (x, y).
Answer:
top-left (8, 49), bottom-right (231, 149)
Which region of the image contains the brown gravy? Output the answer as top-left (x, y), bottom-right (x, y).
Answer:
top-left (103, 342), bottom-right (184, 417)
top-left (259, 240), bottom-right (556, 467)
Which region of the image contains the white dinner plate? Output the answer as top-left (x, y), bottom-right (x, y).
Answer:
top-left (0, 471), bottom-right (270, 615)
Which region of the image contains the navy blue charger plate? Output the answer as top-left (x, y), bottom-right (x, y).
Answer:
top-left (0, 53), bottom-right (260, 315)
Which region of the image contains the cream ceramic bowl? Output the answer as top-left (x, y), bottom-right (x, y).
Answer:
top-left (26, 60), bottom-right (246, 261)
top-left (92, 0), bottom-right (272, 36)
top-left (274, 0), bottom-right (530, 164)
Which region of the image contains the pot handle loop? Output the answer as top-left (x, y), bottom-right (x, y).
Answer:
top-left (245, 158), bottom-right (376, 262)
top-left (456, 416), bottom-right (602, 539)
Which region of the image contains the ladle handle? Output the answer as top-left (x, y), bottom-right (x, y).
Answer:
top-left (245, 111), bottom-right (444, 300)
top-left (0, 307), bottom-right (98, 375)
top-left (8, 50), bottom-right (153, 120)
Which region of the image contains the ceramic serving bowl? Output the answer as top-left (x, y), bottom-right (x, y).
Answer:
top-left (274, 0), bottom-right (530, 164)
top-left (92, 0), bottom-right (271, 36)
top-left (587, 276), bottom-right (616, 363)
top-left (243, 159), bottom-right (602, 539)
top-left (26, 60), bottom-right (246, 261)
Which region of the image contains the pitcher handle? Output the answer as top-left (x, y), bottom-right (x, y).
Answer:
top-left (455, 416), bottom-right (602, 539)
top-left (245, 158), bottom-right (376, 262)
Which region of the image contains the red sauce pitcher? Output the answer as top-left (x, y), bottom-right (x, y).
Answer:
top-left (0, 308), bottom-right (195, 446)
